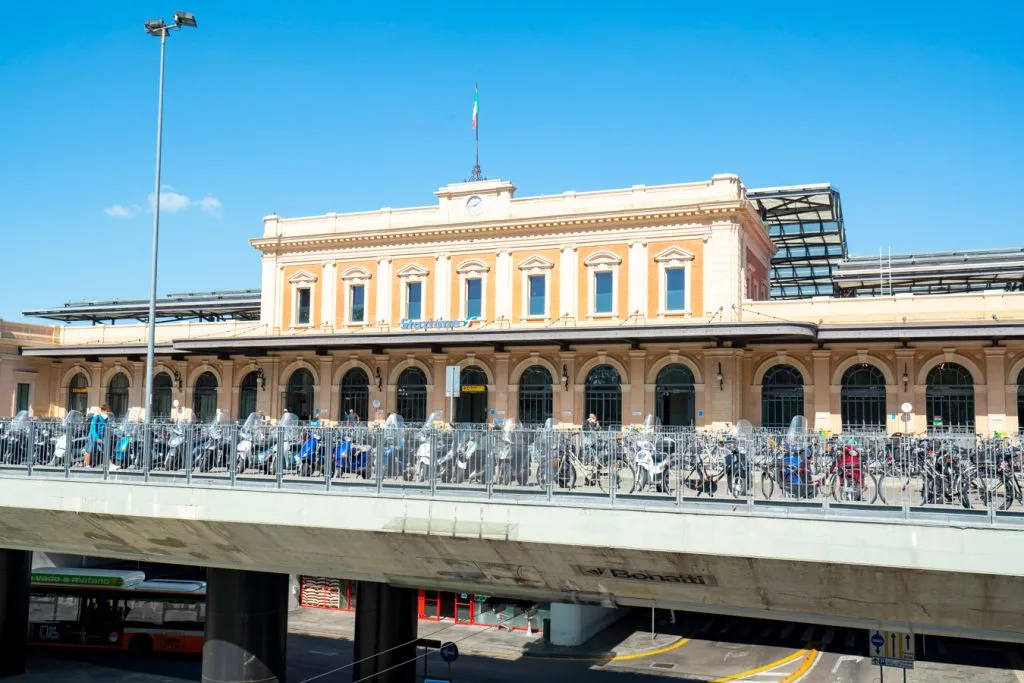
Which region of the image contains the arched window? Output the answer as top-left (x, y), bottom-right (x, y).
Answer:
top-left (455, 366), bottom-right (488, 424)
top-left (67, 372), bottom-right (89, 414)
top-left (397, 367), bottom-right (428, 423)
top-left (340, 368), bottom-right (369, 422)
top-left (239, 371), bottom-right (259, 420)
top-left (106, 372), bottom-right (130, 419)
top-left (1018, 369), bottom-right (1024, 435)
top-left (518, 365), bottom-right (553, 425)
top-left (584, 364), bottom-right (621, 427)
top-left (153, 373), bottom-right (173, 420)
top-left (193, 372), bottom-right (219, 423)
top-left (761, 365), bottom-right (804, 430)
top-left (840, 364), bottom-right (886, 431)
top-left (926, 363), bottom-right (974, 432)
top-left (655, 364), bottom-right (695, 427)
top-left (285, 368), bottom-right (315, 420)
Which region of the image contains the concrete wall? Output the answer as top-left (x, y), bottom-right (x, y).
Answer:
top-left (2, 478), bottom-right (1024, 641)
top-left (549, 604), bottom-right (630, 646)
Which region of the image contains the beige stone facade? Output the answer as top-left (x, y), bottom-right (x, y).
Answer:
top-left (7, 174), bottom-right (1024, 433)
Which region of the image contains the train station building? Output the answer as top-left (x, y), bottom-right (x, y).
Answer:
top-left (6, 172), bottom-right (1024, 434)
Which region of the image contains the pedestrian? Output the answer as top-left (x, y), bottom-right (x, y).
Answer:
top-left (83, 404), bottom-right (111, 468)
top-left (584, 413), bottom-right (600, 431)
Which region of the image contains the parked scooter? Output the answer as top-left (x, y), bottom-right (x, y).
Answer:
top-left (234, 412), bottom-right (270, 475)
top-left (493, 418), bottom-right (532, 486)
top-left (50, 411), bottom-right (88, 467)
top-left (114, 418), bottom-right (144, 469)
top-left (0, 411), bottom-right (32, 465)
top-left (373, 413), bottom-right (408, 479)
top-left (254, 412), bottom-right (300, 474)
top-left (772, 415), bottom-right (820, 498)
top-left (630, 415), bottom-right (677, 493)
top-left (829, 436), bottom-right (867, 501)
top-left (724, 419), bottom-right (754, 497)
top-left (409, 411), bottom-right (444, 482)
top-left (333, 426), bottom-right (374, 479)
top-left (191, 410), bottom-right (230, 473)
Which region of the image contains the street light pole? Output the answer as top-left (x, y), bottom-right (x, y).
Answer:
top-left (142, 12), bottom-right (197, 424)
top-left (143, 28), bottom-right (168, 424)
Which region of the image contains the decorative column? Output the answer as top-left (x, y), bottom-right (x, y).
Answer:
top-left (376, 258), bottom-right (392, 327)
top-left (494, 352), bottom-right (510, 421)
top-left (559, 246), bottom-right (578, 320)
top-left (894, 349), bottom-right (918, 433)
top-left (87, 362), bottom-right (103, 410)
top-left (627, 350), bottom-right (646, 426)
top-left (430, 354), bottom-right (447, 418)
top-left (495, 251), bottom-right (512, 322)
top-left (627, 241), bottom-right (647, 319)
top-left (984, 347), bottom-right (1007, 435)
top-left (371, 355), bottom-right (388, 422)
top-left (220, 360), bottom-right (236, 420)
top-left (320, 261), bottom-right (336, 330)
top-left (317, 356), bottom-right (334, 421)
top-left (129, 361), bottom-right (145, 414)
top-left (811, 350), bottom-right (833, 434)
top-left (434, 254), bottom-right (451, 320)
top-left (559, 352), bottom-right (577, 424)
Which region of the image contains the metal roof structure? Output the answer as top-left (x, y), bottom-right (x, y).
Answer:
top-left (748, 184), bottom-right (848, 299)
top-left (832, 248), bottom-right (1024, 297)
top-left (23, 289), bottom-right (261, 324)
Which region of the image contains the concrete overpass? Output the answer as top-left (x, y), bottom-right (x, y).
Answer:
top-left (1, 473), bottom-right (1023, 681)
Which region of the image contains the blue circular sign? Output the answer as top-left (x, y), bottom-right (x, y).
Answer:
top-left (870, 633), bottom-right (884, 648)
top-left (439, 641), bottom-right (459, 663)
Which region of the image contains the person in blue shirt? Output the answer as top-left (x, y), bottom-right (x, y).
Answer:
top-left (83, 404), bottom-right (110, 468)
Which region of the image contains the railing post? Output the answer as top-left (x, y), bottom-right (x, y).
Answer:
top-left (143, 423), bottom-right (151, 483)
top-left (275, 425), bottom-right (284, 489)
top-left (25, 421), bottom-right (35, 477)
top-left (323, 426), bottom-right (333, 492)
top-left (429, 431), bottom-right (437, 497)
top-left (485, 431), bottom-right (495, 499)
top-left (65, 423), bottom-right (73, 479)
top-left (185, 425), bottom-right (194, 487)
top-left (375, 428), bottom-right (384, 495)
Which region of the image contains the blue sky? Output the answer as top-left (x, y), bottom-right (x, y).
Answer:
top-left (2, 1), bottom-right (1022, 321)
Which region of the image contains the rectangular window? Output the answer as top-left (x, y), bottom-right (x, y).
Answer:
top-left (465, 279), bottom-right (482, 319)
top-left (350, 285), bottom-right (365, 323)
top-left (296, 288), bottom-right (311, 325)
top-left (15, 383), bottom-right (30, 412)
top-left (407, 282), bottom-right (422, 320)
top-left (528, 275), bottom-right (546, 317)
top-left (666, 268), bottom-right (686, 311)
top-left (594, 272), bottom-right (613, 314)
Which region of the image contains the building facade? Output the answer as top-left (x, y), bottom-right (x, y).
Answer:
top-left (8, 174), bottom-right (1024, 434)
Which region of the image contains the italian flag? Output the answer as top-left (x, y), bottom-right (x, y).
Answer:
top-left (472, 84), bottom-right (479, 130)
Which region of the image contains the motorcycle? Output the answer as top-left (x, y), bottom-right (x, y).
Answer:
top-left (0, 411), bottom-right (32, 465)
top-left (254, 412), bottom-right (300, 474)
top-left (153, 418), bottom-right (190, 471)
top-left (191, 410), bottom-right (230, 473)
top-left (235, 412), bottom-right (270, 475)
top-left (829, 437), bottom-right (868, 502)
top-left (49, 411), bottom-right (88, 468)
top-left (766, 415), bottom-right (820, 499)
top-left (724, 419), bottom-right (754, 498)
top-left (493, 419), bottom-right (532, 486)
top-left (407, 411), bottom-right (444, 482)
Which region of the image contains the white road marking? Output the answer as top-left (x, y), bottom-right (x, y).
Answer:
top-left (831, 655), bottom-right (863, 674)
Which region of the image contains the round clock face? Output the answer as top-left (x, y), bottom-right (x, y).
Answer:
top-left (466, 195), bottom-right (483, 215)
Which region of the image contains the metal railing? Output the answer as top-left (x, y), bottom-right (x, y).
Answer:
top-left (1, 417), bottom-right (1023, 523)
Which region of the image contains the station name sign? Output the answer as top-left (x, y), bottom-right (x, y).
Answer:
top-left (400, 317), bottom-right (480, 331)
top-left (574, 565), bottom-right (718, 586)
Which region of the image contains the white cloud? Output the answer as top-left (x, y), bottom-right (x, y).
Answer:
top-left (148, 186), bottom-right (193, 214)
top-left (103, 204), bottom-right (137, 218)
top-left (200, 195), bottom-right (223, 217)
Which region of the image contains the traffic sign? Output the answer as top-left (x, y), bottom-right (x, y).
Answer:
top-left (867, 629), bottom-right (914, 669)
top-left (439, 641), bottom-right (459, 663)
top-left (445, 366), bottom-right (461, 398)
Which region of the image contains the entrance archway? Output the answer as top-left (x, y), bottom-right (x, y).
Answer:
top-left (153, 372), bottom-right (173, 420)
top-left (518, 365), bottom-right (553, 425)
top-left (455, 366), bottom-right (488, 424)
top-left (761, 364), bottom-right (803, 430)
top-left (584, 364), bottom-right (622, 427)
top-left (925, 363), bottom-right (974, 432)
top-left (840, 364), bottom-right (886, 431)
top-left (67, 372), bottom-right (89, 414)
top-left (397, 367), bottom-right (428, 423)
top-left (340, 368), bottom-right (369, 422)
top-left (106, 372), bottom-right (130, 419)
top-left (285, 368), bottom-right (315, 420)
top-left (655, 364), bottom-right (695, 426)
top-left (193, 372), bottom-right (218, 423)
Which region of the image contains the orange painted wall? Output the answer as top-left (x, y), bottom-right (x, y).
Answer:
top-left (391, 257), bottom-right (435, 323)
top-left (577, 244), bottom-right (629, 317)
top-left (511, 249), bottom-right (561, 323)
top-left (335, 261), bottom-right (377, 326)
top-left (646, 240), bottom-right (704, 318)
top-left (449, 253), bottom-right (498, 320)
top-left (282, 264), bottom-right (323, 329)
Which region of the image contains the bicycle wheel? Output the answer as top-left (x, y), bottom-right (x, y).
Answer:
top-left (978, 471), bottom-right (1014, 511)
top-left (628, 466), bottom-right (647, 494)
top-left (872, 473), bottom-right (888, 505)
top-left (599, 460), bottom-right (632, 493)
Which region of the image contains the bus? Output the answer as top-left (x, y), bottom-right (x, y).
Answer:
top-left (29, 568), bottom-right (205, 654)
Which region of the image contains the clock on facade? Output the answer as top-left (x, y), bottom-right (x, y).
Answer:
top-left (465, 195), bottom-right (483, 216)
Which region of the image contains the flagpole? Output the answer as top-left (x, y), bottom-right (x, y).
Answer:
top-left (471, 81), bottom-right (483, 181)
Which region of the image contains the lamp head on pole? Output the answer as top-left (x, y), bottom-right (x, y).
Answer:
top-left (144, 18), bottom-right (167, 36)
top-left (173, 11), bottom-right (198, 28)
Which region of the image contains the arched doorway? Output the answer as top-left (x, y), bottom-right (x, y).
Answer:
top-left (239, 371), bottom-right (259, 419)
top-left (153, 372), bottom-right (173, 420)
top-left (518, 365), bottom-right (553, 425)
top-left (397, 367), bottom-right (428, 422)
top-left (285, 369), bottom-right (315, 420)
top-left (106, 372), bottom-right (130, 419)
top-left (1018, 370), bottom-right (1024, 434)
top-left (584, 364), bottom-right (622, 427)
top-left (340, 368), bottom-right (369, 422)
top-left (655, 364), bottom-right (695, 426)
top-left (840, 364), bottom-right (886, 431)
top-left (67, 372), bottom-right (89, 414)
top-left (926, 363), bottom-right (974, 432)
top-left (455, 366), bottom-right (488, 424)
top-left (761, 364), bottom-right (804, 430)
top-left (193, 372), bottom-right (219, 423)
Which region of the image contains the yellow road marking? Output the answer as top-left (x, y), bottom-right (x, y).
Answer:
top-left (780, 647), bottom-right (819, 683)
top-left (612, 637), bottom-right (691, 661)
top-left (711, 648), bottom-right (807, 682)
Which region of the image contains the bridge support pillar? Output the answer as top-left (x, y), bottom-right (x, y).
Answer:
top-left (0, 549), bottom-right (31, 678)
top-left (202, 569), bottom-right (288, 683)
top-left (352, 582), bottom-right (418, 683)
